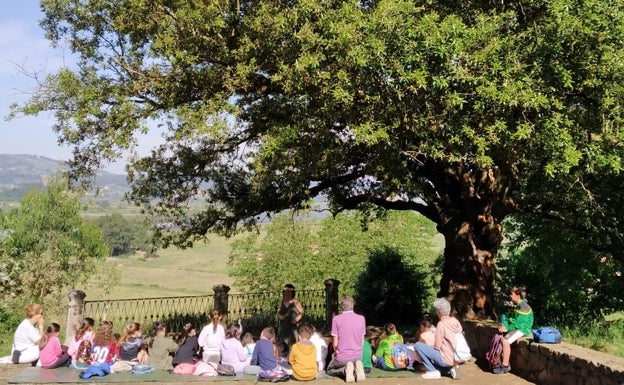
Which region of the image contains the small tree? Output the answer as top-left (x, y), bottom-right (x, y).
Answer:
top-left (0, 175), bottom-right (110, 302)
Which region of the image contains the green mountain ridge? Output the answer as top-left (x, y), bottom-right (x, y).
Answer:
top-left (0, 154), bottom-right (128, 202)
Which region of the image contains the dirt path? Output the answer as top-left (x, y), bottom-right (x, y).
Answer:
top-left (1, 362), bottom-right (535, 385)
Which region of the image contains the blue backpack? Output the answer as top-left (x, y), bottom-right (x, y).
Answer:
top-left (532, 326), bottom-right (562, 343)
top-left (390, 343), bottom-right (410, 369)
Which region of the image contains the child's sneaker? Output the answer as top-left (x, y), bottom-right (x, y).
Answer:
top-left (421, 370), bottom-right (441, 379)
top-left (345, 361), bottom-right (355, 383)
top-left (493, 365), bottom-right (511, 374)
top-left (449, 365), bottom-right (461, 379)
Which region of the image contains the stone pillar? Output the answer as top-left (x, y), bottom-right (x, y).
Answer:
top-left (324, 278), bottom-right (340, 332)
top-left (65, 290), bottom-right (86, 345)
top-left (213, 284), bottom-right (231, 326)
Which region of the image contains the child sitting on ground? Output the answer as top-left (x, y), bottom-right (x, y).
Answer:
top-left (308, 325), bottom-right (328, 372)
top-left (373, 323), bottom-right (405, 371)
top-left (220, 323), bottom-right (249, 373)
top-left (242, 332), bottom-right (256, 359)
top-left (173, 322), bottom-right (199, 366)
top-left (90, 320), bottom-right (119, 365)
top-left (361, 327), bottom-right (381, 374)
top-left (147, 321), bottom-right (179, 371)
top-left (288, 325), bottom-right (318, 381)
top-left (411, 317), bottom-right (435, 368)
top-left (244, 326), bottom-right (278, 374)
top-left (67, 317), bottom-right (94, 366)
top-left (117, 322), bottom-right (145, 363)
top-left (39, 323), bottom-right (71, 368)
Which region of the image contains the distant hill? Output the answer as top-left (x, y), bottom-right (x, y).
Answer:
top-left (0, 154), bottom-right (128, 203)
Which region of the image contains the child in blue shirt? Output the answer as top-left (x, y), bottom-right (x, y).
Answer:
top-left (244, 327), bottom-right (278, 374)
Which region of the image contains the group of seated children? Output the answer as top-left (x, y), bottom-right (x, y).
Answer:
top-left (59, 308), bottom-right (328, 381)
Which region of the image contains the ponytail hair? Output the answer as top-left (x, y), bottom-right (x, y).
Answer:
top-left (178, 323), bottom-right (195, 346)
top-left (225, 323), bottom-right (242, 340)
top-left (75, 317), bottom-right (95, 341)
top-left (39, 323), bottom-right (61, 349)
top-left (118, 322), bottom-right (141, 347)
top-left (149, 321), bottom-right (166, 348)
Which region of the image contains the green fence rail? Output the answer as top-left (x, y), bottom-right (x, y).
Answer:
top-left (83, 288), bottom-right (329, 338)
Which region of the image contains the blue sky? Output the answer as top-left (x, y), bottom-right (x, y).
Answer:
top-left (0, 2), bottom-right (161, 174)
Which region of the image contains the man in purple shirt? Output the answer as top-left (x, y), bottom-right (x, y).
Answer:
top-left (326, 296), bottom-right (367, 382)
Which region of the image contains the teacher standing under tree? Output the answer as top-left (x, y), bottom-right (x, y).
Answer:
top-left (277, 283), bottom-right (304, 357)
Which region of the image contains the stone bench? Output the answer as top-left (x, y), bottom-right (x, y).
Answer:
top-left (463, 320), bottom-right (624, 385)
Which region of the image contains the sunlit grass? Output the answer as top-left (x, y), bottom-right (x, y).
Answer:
top-left (560, 317), bottom-right (624, 358)
top-left (88, 234), bottom-right (243, 299)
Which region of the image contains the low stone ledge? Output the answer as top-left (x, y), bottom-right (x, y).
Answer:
top-left (463, 320), bottom-right (624, 385)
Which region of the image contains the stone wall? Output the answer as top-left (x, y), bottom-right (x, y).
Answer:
top-left (463, 320), bottom-right (624, 385)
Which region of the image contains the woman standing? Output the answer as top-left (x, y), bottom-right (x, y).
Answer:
top-left (12, 303), bottom-right (45, 364)
top-left (277, 284), bottom-right (304, 357)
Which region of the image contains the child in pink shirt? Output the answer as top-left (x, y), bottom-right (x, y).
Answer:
top-left (68, 317), bottom-right (94, 363)
top-left (39, 323), bottom-right (71, 368)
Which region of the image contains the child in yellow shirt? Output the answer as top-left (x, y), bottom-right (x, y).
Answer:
top-left (288, 325), bottom-right (317, 381)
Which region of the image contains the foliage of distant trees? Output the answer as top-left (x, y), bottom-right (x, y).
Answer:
top-left (92, 213), bottom-right (155, 256)
top-left (228, 211), bottom-right (440, 325)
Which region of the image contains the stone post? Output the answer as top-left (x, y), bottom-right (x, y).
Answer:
top-left (65, 290), bottom-right (86, 345)
top-left (324, 278), bottom-right (340, 332)
top-left (213, 284), bottom-right (231, 326)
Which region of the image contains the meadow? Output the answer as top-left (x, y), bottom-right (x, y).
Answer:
top-left (89, 234), bottom-right (240, 300)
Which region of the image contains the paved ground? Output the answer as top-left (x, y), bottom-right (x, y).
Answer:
top-left (0, 362), bottom-right (535, 385)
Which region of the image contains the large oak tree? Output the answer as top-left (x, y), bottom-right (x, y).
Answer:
top-left (13, 0), bottom-right (624, 318)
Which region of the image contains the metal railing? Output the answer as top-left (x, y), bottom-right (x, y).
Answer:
top-left (84, 288), bottom-right (328, 337)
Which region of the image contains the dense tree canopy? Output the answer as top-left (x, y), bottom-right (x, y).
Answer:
top-left (13, 0), bottom-right (624, 318)
top-left (0, 176), bottom-right (110, 302)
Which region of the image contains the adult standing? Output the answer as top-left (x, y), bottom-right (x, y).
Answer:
top-left (326, 296), bottom-right (366, 383)
top-left (413, 298), bottom-right (462, 380)
top-left (198, 308), bottom-right (225, 363)
top-left (277, 283), bottom-right (304, 357)
top-left (11, 303), bottom-right (45, 364)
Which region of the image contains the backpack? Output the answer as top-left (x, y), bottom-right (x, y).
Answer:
top-left (485, 334), bottom-right (504, 369)
top-left (532, 326), bottom-right (562, 344)
top-left (257, 369), bottom-right (290, 382)
top-left (216, 363), bottom-right (236, 376)
top-left (390, 343), bottom-right (410, 369)
top-left (453, 332), bottom-right (472, 362)
top-left (76, 339), bottom-right (92, 364)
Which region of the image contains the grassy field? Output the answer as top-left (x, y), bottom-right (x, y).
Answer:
top-left (88, 234), bottom-right (241, 300)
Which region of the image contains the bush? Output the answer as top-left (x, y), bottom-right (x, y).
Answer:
top-left (0, 299), bottom-right (28, 356)
top-left (498, 215), bottom-right (624, 327)
top-left (354, 247), bottom-right (432, 326)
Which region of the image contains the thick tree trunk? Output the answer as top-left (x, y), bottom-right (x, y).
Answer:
top-left (437, 212), bottom-right (503, 321)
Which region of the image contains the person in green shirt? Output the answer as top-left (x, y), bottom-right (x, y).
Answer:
top-left (373, 323), bottom-right (404, 371)
top-left (495, 286), bottom-right (534, 375)
top-left (360, 328), bottom-right (376, 374)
